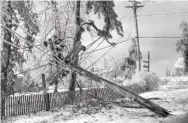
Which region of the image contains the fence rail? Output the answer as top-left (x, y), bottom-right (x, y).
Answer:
top-left (2, 88), bottom-right (123, 119)
top-left (1, 83), bottom-right (148, 119)
top-left (4, 93), bottom-right (46, 118)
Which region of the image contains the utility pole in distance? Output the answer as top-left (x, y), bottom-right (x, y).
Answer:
top-left (148, 51), bottom-right (150, 72)
top-left (143, 51), bottom-right (150, 72)
top-left (125, 1), bottom-right (144, 71)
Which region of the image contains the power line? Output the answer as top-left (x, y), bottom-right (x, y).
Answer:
top-left (86, 36), bottom-right (102, 49)
top-left (1, 23), bottom-right (64, 69)
top-left (34, 65), bottom-right (57, 85)
top-left (138, 11), bottom-right (188, 17)
top-left (1, 16), bottom-right (107, 84)
top-left (79, 12), bottom-right (135, 64)
top-left (1, 22), bottom-right (92, 84)
top-left (1, 11), bottom-right (45, 47)
top-left (77, 36), bottom-right (102, 62)
top-left (85, 37), bottom-right (133, 70)
top-left (1, 8), bottom-right (134, 83)
top-left (3, 40), bottom-right (51, 77)
top-left (80, 21), bottom-right (135, 69)
top-left (85, 36), bottom-right (181, 55)
top-left (139, 36), bottom-right (181, 39)
top-left (124, 11), bottom-right (188, 20)
top-left (120, 11), bottom-right (188, 26)
top-left (79, 38), bottom-right (105, 65)
top-left (79, 17), bottom-right (134, 63)
top-left (3, 38), bottom-right (50, 75)
top-left (2, 39), bottom-right (41, 49)
top-left (3, 9), bottom-right (132, 71)
top-left (16, 63), bottom-right (49, 75)
top-left (2, 10), bottom-right (106, 67)
top-left (2, 39), bottom-right (21, 49)
top-left (121, 3), bottom-right (143, 23)
top-left (2, 18), bottom-right (137, 95)
top-left (85, 26), bottom-right (134, 70)
top-left (120, 9), bottom-right (132, 21)
top-left (83, 25), bottom-right (135, 56)
top-left (3, 10), bottom-right (104, 71)
top-left (2, 22), bottom-right (79, 85)
top-left (1, 21), bottom-right (100, 87)
top-left (86, 47), bottom-right (113, 70)
top-left (83, 38), bottom-right (133, 55)
top-left (44, 65), bottom-right (57, 83)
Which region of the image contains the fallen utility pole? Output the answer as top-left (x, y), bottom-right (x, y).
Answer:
top-left (71, 65), bottom-right (170, 117)
top-left (50, 62), bottom-right (170, 117)
top-left (49, 39), bottom-right (170, 117)
top-left (125, 1), bottom-right (144, 71)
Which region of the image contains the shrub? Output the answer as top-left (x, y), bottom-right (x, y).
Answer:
top-left (123, 71), bottom-right (159, 93)
top-left (159, 78), bottom-right (170, 85)
top-left (113, 76), bottom-right (125, 85)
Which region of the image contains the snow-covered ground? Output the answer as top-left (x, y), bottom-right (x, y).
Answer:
top-left (3, 76), bottom-right (188, 123)
top-left (160, 76), bottom-right (188, 82)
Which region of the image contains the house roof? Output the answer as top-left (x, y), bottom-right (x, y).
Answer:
top-left (174, 57), bottom-right (184, 68)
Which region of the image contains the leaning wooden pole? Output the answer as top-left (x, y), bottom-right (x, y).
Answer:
top-left (51, 59), bottom-right (170, 117)
top-left (50, 44), bottom-right (170, 117)
top-left (71, 65), bottom-right (170, 117)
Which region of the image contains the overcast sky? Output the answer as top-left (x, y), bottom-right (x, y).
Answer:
top-left (20, 1), bottom-right (188, 78)
top-left (81, 1), bottom-right (188, 77)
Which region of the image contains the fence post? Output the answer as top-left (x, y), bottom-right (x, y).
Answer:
top-left (1, 97), bottom-right (5, 119)
top-left (42, 74), bottom-right (50, 111)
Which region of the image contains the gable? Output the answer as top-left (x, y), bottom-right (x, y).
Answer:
top-left (174, 58), bottom-right (184, 68)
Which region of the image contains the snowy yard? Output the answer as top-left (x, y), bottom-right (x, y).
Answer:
top-left (3, 77), bottom-right (188, 123)
top-left (2, 1), bottom-right (188, 123)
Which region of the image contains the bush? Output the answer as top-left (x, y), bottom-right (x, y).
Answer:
top-left (159, 78), bottom-right (170, 85)
top-left (113, 76), bottom-right (125, 85)
top-left (123, 71), bottom-right (159, 93)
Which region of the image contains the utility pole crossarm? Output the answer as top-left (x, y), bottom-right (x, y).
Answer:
top-left (125, 5), bottom-right (144, 8)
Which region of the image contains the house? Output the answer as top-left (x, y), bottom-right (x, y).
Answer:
top-left (13, 69), bottom-right (24, 92)
top-left (14, 74), bottom-right (24, 92)
top-left (174, 57), bottom-right (184, 76)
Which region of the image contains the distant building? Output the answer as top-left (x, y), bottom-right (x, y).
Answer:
top-left (13, 69), bottom-right (24, 92)
top-left (174, 58), bottom-right (184, 76)
top-left (14, 74), bottom-right (24, 92)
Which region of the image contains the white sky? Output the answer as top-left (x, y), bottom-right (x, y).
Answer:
top-left (19, 1), bottom-right (188, 78)
top-left (83, 1), bottom-right (188, 77)
top-left (125, 1), bottom-right (188, 76)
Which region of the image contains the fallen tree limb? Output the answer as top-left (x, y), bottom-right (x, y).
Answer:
top-left (50, 58), bottom-right (170, 117)
top-left (88, 93), bottom-right (145, 109)
top-left (69, 65), bottom-right (170, 117)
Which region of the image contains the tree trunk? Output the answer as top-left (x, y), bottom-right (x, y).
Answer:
top-left (1, 1), bottom-right (12, 118)
top-left (54, 78), bottom-right (58, 93)
top-left (67, 1), bottom-right (81, 103)
top-left (184, 48), bottom-right (188, 73)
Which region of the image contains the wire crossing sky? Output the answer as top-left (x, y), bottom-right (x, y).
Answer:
top-left (2, 1), bottom-right (188, 77)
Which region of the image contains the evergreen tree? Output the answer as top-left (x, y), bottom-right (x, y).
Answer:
top-left (67, 1), bottom-right (124, 102)
top-left (120, 38), bottom-right (142, 79)
top-left (176, 21), bottom-right (188, 73)
top-left (1, 1), bottom-right (39, 118)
